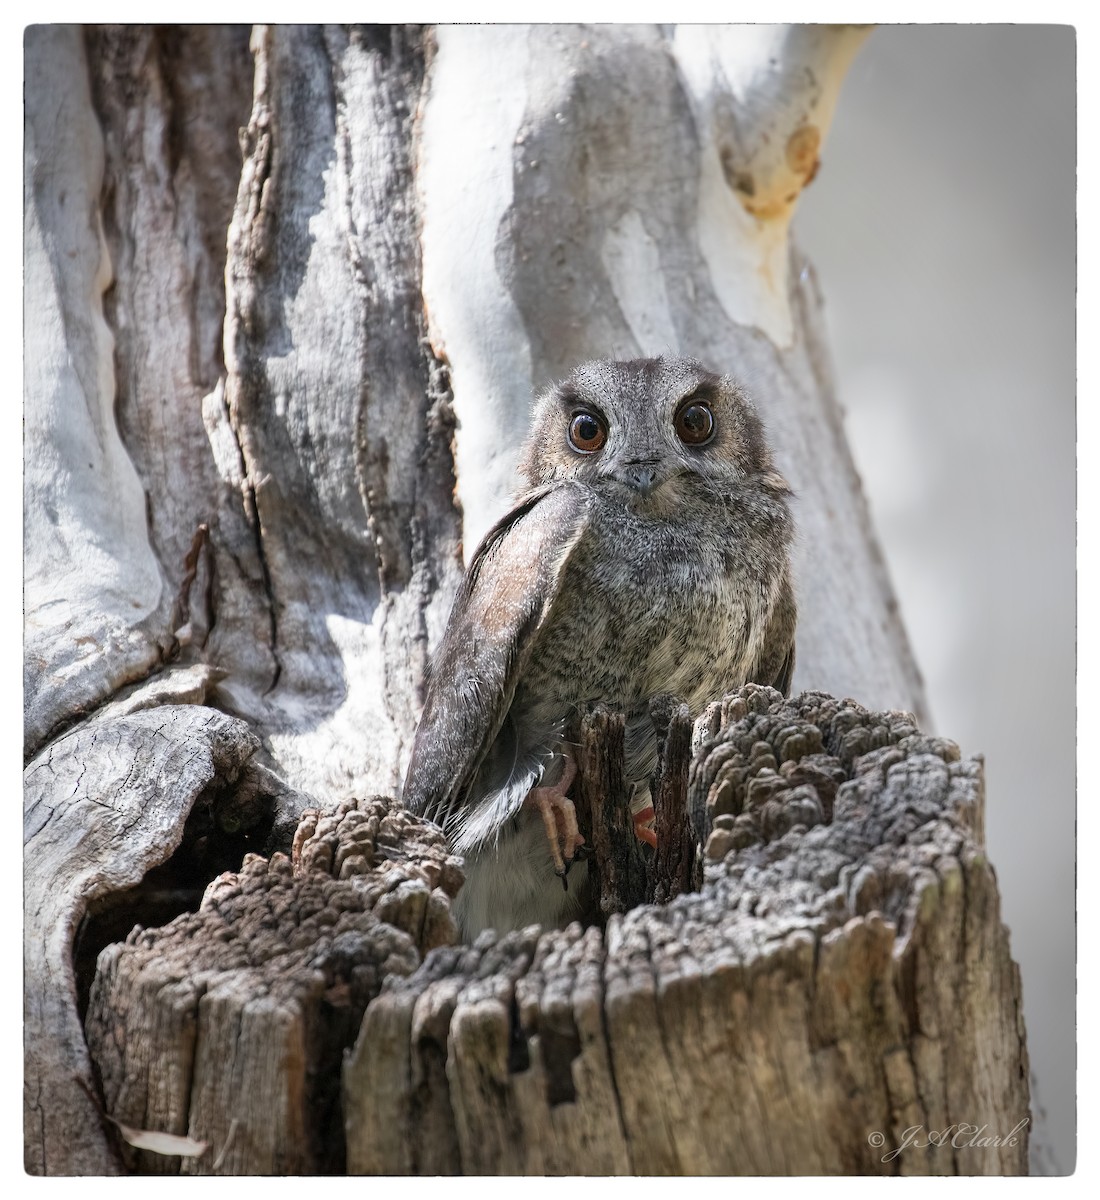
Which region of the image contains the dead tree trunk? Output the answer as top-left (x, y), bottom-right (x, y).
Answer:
top-left (24, 23), bottom-right (1026, 1175)
top-left (346, 692), bottom-right (1028, 1176)
top-left (83, 689), bottom-right (1029, 1175)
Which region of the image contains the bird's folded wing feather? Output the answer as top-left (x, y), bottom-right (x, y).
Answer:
top-left (402, 482), bottom-right (592, 829)
top-left (750, 570), bottom-right (797, 696)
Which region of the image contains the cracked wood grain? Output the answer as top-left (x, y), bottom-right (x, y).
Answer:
top-left (648, 695), bottom-right (694, 904)
top-left (79, 689), bottom-right (1029, 1176)
top-left (219, 24), bottom-right (462, 797)
top-left (343, 689), bottom-right (1029, 1176)
top-left (85, 25), bottom-right (264, 680)
top-left (573, 708), bottom-right (647, 918)
top-left (23, 706), bottom-right (260, 1175)
top-left (26, 25), bottom-right (466, 1172)
top-left (85, 799), bottom-right (463, 1174)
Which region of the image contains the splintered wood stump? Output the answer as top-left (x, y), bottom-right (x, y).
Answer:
top-left (346, 687), bottom-right (1029, 1175)
top-left (84, 800), bottom-right (463, 1174)
top-left (84, 688), bottom-right (1030, 1175)
top-left (24, 706), bottom-right (269, 1175)
top-left (572, 696), bottom-right (696, 917)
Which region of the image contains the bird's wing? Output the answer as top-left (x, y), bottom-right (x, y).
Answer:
top-left (770, 641), bottom-right (796, 697)
top-left (751, 571), bottom-right (798, 696)
top-left (401, 482), bottom-right (592, 835)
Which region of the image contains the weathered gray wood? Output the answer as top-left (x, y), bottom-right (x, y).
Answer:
top-left (24, 706), bottom-right (261, 1175)
top-left (649, 696), bottom-right (694, 904)
top-left (84, 25), bottom-right (272, 703)
top-left (344, 689), bottom-right (1028, 1176)
top-left (75, 692), bottom-right (1029, 1176)
top-left (25, 26), bottom-right (464, 1170)
top-left (84, 799), bottom-right (463, 1174)
top-left (219, 24), bottom-right (462, 799)
top-left (573, 708), bottom-right (646, 918)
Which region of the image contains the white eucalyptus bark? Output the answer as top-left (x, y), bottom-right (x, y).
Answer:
top-left (24, 22), bottom-right (1020, 1177)
top-left (24, 26), bottom-right (171, 756)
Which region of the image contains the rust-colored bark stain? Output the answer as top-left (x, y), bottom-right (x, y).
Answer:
top-left (719, 124), bottom-right (823, 220)
top-left (720, 143), bottom-right (756, 197)
top-left (785, 122), bottom-right (821, 179)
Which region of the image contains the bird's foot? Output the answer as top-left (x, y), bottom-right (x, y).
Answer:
top-left (631, 800), bottom-right (658, 849)
top-left (524, 753), bottom-right (584, 884)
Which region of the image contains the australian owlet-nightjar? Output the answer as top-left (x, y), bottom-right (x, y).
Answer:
top-left (402, 356), bottom-right (796, 938)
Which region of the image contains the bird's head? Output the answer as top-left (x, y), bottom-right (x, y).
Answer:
top-left (516, 355), bottom-right (789, 512)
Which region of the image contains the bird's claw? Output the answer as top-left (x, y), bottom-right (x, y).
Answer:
top-left (525, 752), bottom-right (584, 880)
top-left (631, 802), bottom-right (658, 849)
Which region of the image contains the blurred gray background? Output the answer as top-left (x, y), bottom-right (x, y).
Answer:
top-left (794, 24), bottom-right (1075, 1170)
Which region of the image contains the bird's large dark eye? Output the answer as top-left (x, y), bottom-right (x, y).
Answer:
top-left (674, 401), bottom-right (715, 446)
top-left (568, 411), bottom-right (606, 453)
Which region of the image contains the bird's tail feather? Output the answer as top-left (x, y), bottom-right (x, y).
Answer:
top-left (451, 715), bottom-right (564, 854)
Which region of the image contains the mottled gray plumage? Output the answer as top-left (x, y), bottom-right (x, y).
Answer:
top-left (402, 356), bottom-right (796, 937)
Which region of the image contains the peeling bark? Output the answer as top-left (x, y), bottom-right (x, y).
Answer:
top-left (85, 25), bottom-right (271, 690)
top-left (219, 24), bottom-right (462, 797)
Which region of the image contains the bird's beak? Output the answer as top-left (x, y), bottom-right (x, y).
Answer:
top-left (613, 460), bottom-right (662, 497)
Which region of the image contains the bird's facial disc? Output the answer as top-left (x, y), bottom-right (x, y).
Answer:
top-left (597, 378), bottom-right (731, 503)
top-left (517, 357), bottom-right (767, 501)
